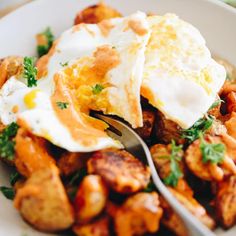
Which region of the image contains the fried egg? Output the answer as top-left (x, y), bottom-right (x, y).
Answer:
top-left (142, 14), bottom-right (226, 129)
top-left (0, 12), bottom-right (150, 152)
top-left (37, 11), bottom-right (150, 128)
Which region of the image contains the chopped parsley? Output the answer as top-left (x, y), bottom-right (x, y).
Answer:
top-left (92, 84), bottom-right (104, 95)
top-left (56, 101), bottom-right (69, 110)
top-left (199, 133), bottom-right (225, 164)
top-left (0, 122), bottom-right (19, 160)
top-left (0, 186), bottom-right (15, 200)
top-left (144, 181), bottom-right (156, 192)
top-left (60, 61), bottom-right (69, 67)
top-left (163, 140), bottom-right (183, 187)
top-left (209, 99), bottom-right (224, 110)
top-left (181, 116), bottom-right (214, 144)
top-left (37, 27), bottom-right (54, 57)
top-left (23, 57), bottom-right (38, 87)
top-left (10, 171), bottom-right (21, 186)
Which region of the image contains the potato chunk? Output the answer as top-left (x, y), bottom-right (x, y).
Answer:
top-left (74, 175), bottom-right (108, 223)
top-left (185, 135), bottom-right (236, 181)
top-left (74, 2), bottom-right (121, 25)
top-left (112, 192), bottom-right (163, 236)
top-left (160, 188), bottom-right (215, 236)
top-left (87, 149), bottom-right (150, 194)
top-left (15, 128), bottom-right (55, 178)
top-left (0, 56), bottom-right (23, 88)
top-left (57, 152), bottom-right (90, 176)
top-left (155, 111), bottom-right (181, 144)
top-left (135, 110), bottom-right (155, 140)
top-left (73, 216), bottom-right (110, 236)
top-left (14, 166), bottom-right (74, 232)
top-left (214, 175), bottom-right (236, 228)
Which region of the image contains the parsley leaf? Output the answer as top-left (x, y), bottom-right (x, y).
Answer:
top-left (181, 116), bottom-right (214, 144)
top-left (209, 99), bottom-right (224, 110)
top-left (199, 133), bottom-right (225, 164)
top-left (37, 27), bottom-right (54, 57)
top-left (144, 181), bottom-right (156, 192)
top-left (60, 62), bottom-right (69, 67)
top-left (56, 101), bottom-right (69, 110)
top-left (0, 122), bottom-right (19, 160)
top-left (163, 140), bottom-right (183, 187)
top-left (0, 186), bottom-right (15, 200)
top-left (10, 171), bottom-right (21, 186)
top-left (23, 57), bottom-right (38, 87)
top-left (92, 84), bottom-right (104, 95)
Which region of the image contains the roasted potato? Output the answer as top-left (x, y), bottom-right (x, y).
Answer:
top-left (160, 187), bottom-right (215, 236)
top-left (135, 110), bottom-right (155, 140)
top-left (159, 195), bottom-right (188, 236)
top-left (0, 56), bottom-right (23, 88)
top-left (14, 166), bottom-right (74, 232)
top-left (112, 192), bottom-right (163, 236)
top-left (226, 91), bottom-right (236, 114)
top-left (185, 135), bottom-right (236, 181)
top-left (155, 110), bottom-right (181, 144)
top-left (74, 2), bottom-right (121, 25)
top-left (214, 175), bottom-right (236, 228)
top-left (87, 149), bottom-right (151, 194)
top-left (74, 175), bottom-right (108, 224)
top-left (150, 143), bottom-right (184, 179)
top-left (225, 112), bottom-right (236, 140)
top-left (73, 215), bottom-right (110, 236)
top-left (57, 152), bottom-right (90, 176)
top-left (15, 128), bottom-right (55, 178)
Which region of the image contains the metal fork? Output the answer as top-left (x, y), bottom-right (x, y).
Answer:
top-left (96, 114), bottom-right (216, 236)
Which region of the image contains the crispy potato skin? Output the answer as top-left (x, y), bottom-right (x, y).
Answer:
top-left (154, 111), bottom-right (181, 144)
top-left (185, 136), bottom-right (236, 181)
top-left (226, 92), bottom-right (236, 114)
top-left (214, 175), bottom-right (236, 228)
top-left (87, 149), bottom-right (151, 194)
top-left (159, 195), bottom-right (188, 236)
top-left (74, 2), bottom-right (121, 25)
top-left (135, 110), bottom-right (155, 140)
top-left (112, 192), bottom-right (163, 236)
top-left (225, 112), bottom-right (236, 139)
top-left (14, 166), bottom-right (74, 232)
top-left (74, 175), bottom-right (108, 224)
top-left (15, 128), bottom-right (55, 178)
top-left (57, 152), bottom-right (90, 176)
top-left (0, 56), bottom-right (23, 88)
top-left (73, 216), bottom-right (110, 236)
top-left (160, 188), bottom-right (215, 236)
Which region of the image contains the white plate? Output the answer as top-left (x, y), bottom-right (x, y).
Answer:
top-left (0, 0), bottom-right (235, 235)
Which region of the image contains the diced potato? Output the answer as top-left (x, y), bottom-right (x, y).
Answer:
top-left (74, 175), bottom-right (108, 223)
top-left (14, 166), bottom-right (74, 232)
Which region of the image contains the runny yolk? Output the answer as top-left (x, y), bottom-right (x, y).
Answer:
top-left (24, 89), bottom-right (41, 109)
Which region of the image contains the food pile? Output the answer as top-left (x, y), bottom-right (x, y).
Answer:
top-left (0, 2), bottom-right (236, 236)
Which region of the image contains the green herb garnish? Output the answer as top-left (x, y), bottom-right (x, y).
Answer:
top-left (0, 122), bottom-right (19, 160)
top-left (144, 181), bottom-right (156, 192)
top-left (23, 57), bottom-right (38, 87)
top-left (92, 84), bottom-right (104, 95)
top-left (37, 27), bottom-right (54, 57)
top-left (60, 62), bottom-right (69, 67)
top-left (0, 186), bottom-right (15, 200)
top-left (163, 140), bottom-right (183, 187)
top-left (56, 101), bottom-right (69, 110)
top-left (10, 171), bottom-right (21, 186)
top-left (181, 116), bottom-right (214, 144)
top-left (209, 99), bottom-right (224, 110)
top-left (199, 133), bottom-right (225, 164)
